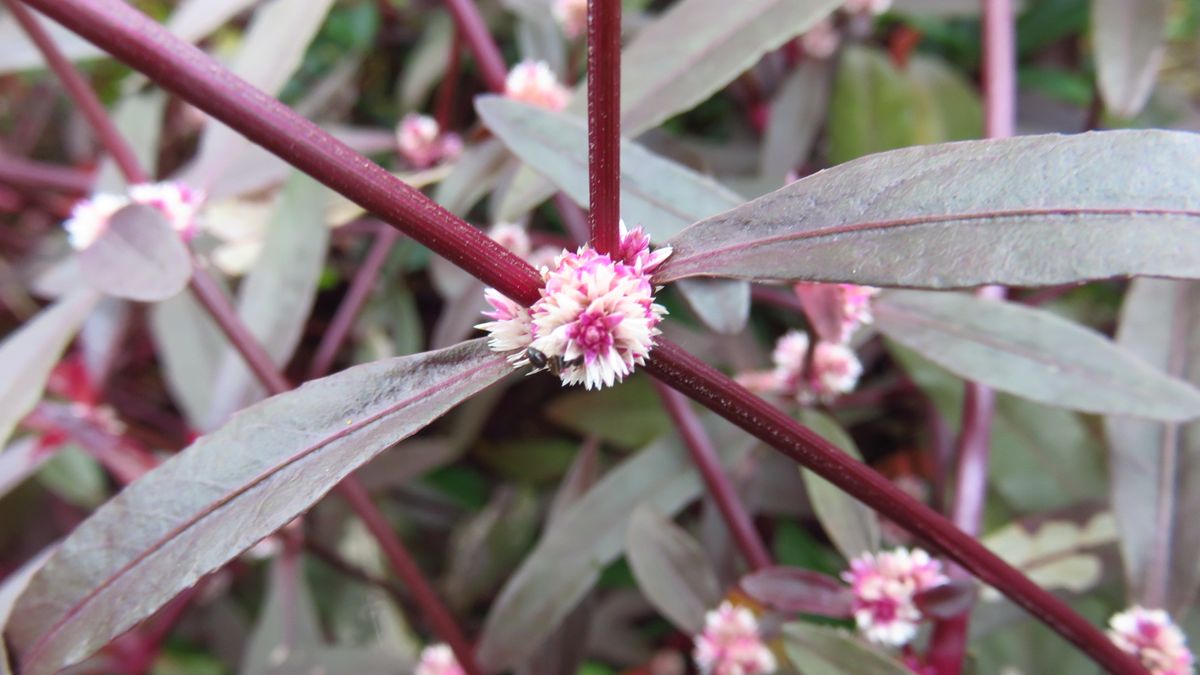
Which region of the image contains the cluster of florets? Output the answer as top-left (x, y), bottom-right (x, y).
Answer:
top-left (692, 601), bottom-right (777, 675)
top-left (477, 223), bottom-right (670, 390)
top-left (396, 113), bottom-right (462, 169)
top-left (841, 548), bottom-right (948, 646)
top-left (553, 0), bottom-right (588, 39)
top-left (64, 181), bottom-right (205, 250)
top-left (1108, 607), bottom-right (1195, 675)
top-left (415, 644), bottom-right (464, 675)
top-left (505, 60), bottom-right (570, 112)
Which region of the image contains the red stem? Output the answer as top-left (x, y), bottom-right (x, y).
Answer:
top-left (434, 25), bottom-right (463, 131)
top-left (585, 0), bottom-right (621, 254)
top-left (652, 381), bottom-right (773, 571)
top-left (441, 0), bottom-right (508, 93)
top-left (307, 225), bottom-right (401, 379)
top-left (0, 151), bottom-right (92, 195)
top-left (27, 1), bottom-right (1147, 670)
top-left (3, 0), bottom-right (147, 183)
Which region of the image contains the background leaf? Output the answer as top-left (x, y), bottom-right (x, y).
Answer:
top-left (798, 411), bottom-right (880, 560)
top-left (626, 506), bottom-right (722, 633)
top-left (656, 131), bottom-right (1200, 288)
top-left (760, 60), bottom-right (832, 181)
top-left (739, 566), bottom-right (852, 617)
top-left (874, 289), bottom-right (1200, 420)
top-left (782, 623), bottom-right (912, 675)
top-left (5, 340), bottom-right (510, 675)
top-left (77, 204), bottom-right (190, 302)
top-left (1092, 0), bottom-right (1170, 119)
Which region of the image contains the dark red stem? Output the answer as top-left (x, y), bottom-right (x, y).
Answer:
top-left (28, 1), bottom-right (1146, 670)
top-left (585, 0), bottom-right (621, 254)
top-left (0, 151), bottom-right (91, 195)
top-left (441, 0), bottom-right (508, 93)
top-left (307, 225), bottom-right (401, 379)
top-left (652, 381), bottom-right (773, 571)
top-left (434, 25), bottom-right (463, 131)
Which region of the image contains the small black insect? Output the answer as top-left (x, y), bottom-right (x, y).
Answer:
top-left (526, 347), bottom-right (582, 375)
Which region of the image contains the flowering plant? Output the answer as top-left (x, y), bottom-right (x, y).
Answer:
top-left (0, 1), bottom-right (1197, 674)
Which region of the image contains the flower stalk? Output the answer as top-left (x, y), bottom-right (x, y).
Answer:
top-left (586, 0), bottom-right (621, 253)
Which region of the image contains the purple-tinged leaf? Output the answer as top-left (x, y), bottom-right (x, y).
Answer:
top-left (656, 131), bottom-right (1200, 288)
top-left (1093, 0), bottom-right (1170, 119)
top-left (5, 340), bottom-right (511, 675)
top-left (626, 506), bottom-right (722, 633)
top-left (77, 204), bottom-right (190, 302)
top-left (444, 487), bottom-right (539, 612)
top-left (0, 548), bottom-right (55, 675)
top-left (914, 579), bottom-right (977, 620)
top-left (782, 623), bottom-right (911, 674)
top-left (1106, 279), bottom-right (1200, 614)
top-left (547, 437), bottom-right (601, 525)
top-left (150, 291), bottom-right (225, 427)
top-left (0, 438), bottom-right (56, 505)
top-left (760, 60), bottom-right (831, 181)
top-left (739, 567), bottom-right (852, 618)
top-left (0, 288), bottom-right (99, 451)
top-left (875, 290), bottom-right (1200, 421)
top-left (798, 410), bottom-right (880, 559)
top-left (795, 283), bottom-right (849, 344)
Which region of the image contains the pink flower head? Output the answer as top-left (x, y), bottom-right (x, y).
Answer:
top-left (616, 221), bottom-right (673, 275)
top-left (736, 330), bottom-right (861, 403)
top-left (487, 222), bottom-right (532, 259)
top-left (63, 193), bottom-right (129, 250)
top-left (805, 340), bottom-right (863, 403)
top-left (842, 548), bottom-right (948, 646)
top-left (553, 0), bottom-right (588, 39)
top-left (801, 18), bottom-right (840, 60)
top-left (505, 60), bottom-right (570, 112)
top-left (1108, 607), bottom-right (1195, 675)
top-left (129, 181), bottom-right (206, 241)
top-left (793, 282), bottom-right (879, 344)
top-left (476, 288), bottom-right (534, 365)
top-left (693, 601), bottom-right (777, 675)
top-left (396, 113), bottom-right (462, 168)
top-left (771, 329), bottom-right (810, 392)
top-left (844, 0), bottom-right (892, 15)
top-left (415, 644), bottom-right (465, 675)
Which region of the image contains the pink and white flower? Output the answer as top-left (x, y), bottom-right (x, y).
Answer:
top-left (842, 548), bottom-right (948, 646)
top-left (806, 340), bottom-right (863, 403)
top-left (396, 113), bottom-right (462, 169)
top-left (793, 282), bottom-right (879, 344)
top-left (64, 182), bottom-right (205, 250)
top-left (415, 644), bottom-right (465, 675)
top-left (800, 18), bottom-right (840, 60)
top-left (476, 225), bottom-right (670, 389)
top-left (505, 60), bottom-right (570, 112)
top-left (735, 330), bottom-right (862, 403)
top-left (844, 0), bottom-right (892, 15)
top-left (487, 222), bottom-right (532, 259)
top-left (692, 601), bottom-right (777, 675)
top-left (1108, 607), bottom-right (1195, 675)
top-left (553, 0), bottom-right (588, 39)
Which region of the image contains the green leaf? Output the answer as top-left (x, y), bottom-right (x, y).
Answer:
top-left (656, 131), bottom-right (1200, 288)
top-left (797, 411), bottom-right (880, 559)
top-left (981, 513), bottom-right (1116, 602)
top-left (77, 204), bottom-right (191, 302)
top-left (782, 623), bottom-right (912, 675)
top-left (476, 421), bottom-right (751, 670)
top-left (204, 171), bottom-right (330, 428)
top-left (1092, 0), bottom-right (1170, 119)
top-left (0, 288), bottom-right (100, 451)
top-left (626, 506), bottom-right (722, 633)
top-left (828, 47), bottom-right (921, 165)
top-left (1106, 279), bottom-right (1200, 613)
top-left (6, 340), bottom-right (510, 675)
top-left (37, 445), bottom-right (106, 509)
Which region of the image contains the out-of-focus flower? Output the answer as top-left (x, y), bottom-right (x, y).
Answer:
top-left (1108, 607), bottom-right (1195, 675)
top-left (396, 113), bottom-right (462, 169)
top-left (693, 601), bottom-right (777, 675)
top-left (505, 60), bottom-right (570, 112)
top-left (487, 221), bottom-right (532, 259)
top-left (806, 340), bottom-right (863, 402)
top-left (793, 282), bottom-right (879, 344)
top-left (842, 548), bottom-right (948, 646)
top-left (800, 18), bottom-right (840, 60)
top-left (477, 225), bottom-right (670, 389)
top-left (415, 644), bottom-right (465, 675)
top-left (553, 0), bottom-right (588, 39)
top-left (735, 329), bottom-right (862, 403)
top-left (64, 182), bottom-right (206, 250)
top-left (844, 0), bottom-right (892, 15)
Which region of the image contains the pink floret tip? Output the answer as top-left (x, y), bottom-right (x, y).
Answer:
top-left (415, 644), bottom-right (465, 675)
top-left (1108, 606), bottom-right (1195, 675)
top-left (692, 601), bottom-right (777, 675)
top-left (396, 113), bottom-right (462, 168)
top-left (64, 182), bottom-right (205, 251)
top-left (505, 60), bottom-right (570, 112)
top-left (841, 548), bottom-right (949, 646)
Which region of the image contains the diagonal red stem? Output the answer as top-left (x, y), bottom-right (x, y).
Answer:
top-left (586, 0), bottom-right (621, 253)
top-left (23, 1), bottom-right (1147, 671)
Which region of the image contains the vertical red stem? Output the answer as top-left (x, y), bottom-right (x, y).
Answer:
top-left (585, 0), bottom-right (620, 254)
top-left (434, 26), bottom-right (463, 131)
top-left (653, 382), bottom-right (774, 571)
top-left (441, 0), bottom-right (508, 93)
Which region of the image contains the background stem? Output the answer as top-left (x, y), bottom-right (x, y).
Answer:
top-left (585, 0), bottom-right (621, 253)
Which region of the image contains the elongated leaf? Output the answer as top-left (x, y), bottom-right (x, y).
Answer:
top-left (798, 411), bottom-right (880, 559)
top-left (477, 96), bottom-right (750, 332)
top-left (761, 60), bottom-right (831, 181)
top-left (1106, 279), bottom-right (1200, 613)
top-left (980, 513), bottom-right (1116, 602)
top-left (656, 131), bottom-right (1200, 288)
top-left (740, 567), bottom-right (852, 617)
top-left (1093, 0), bottom-right (1170, 119)
top-left (875, 290), bottom-right (1200, 420)
top-left (204, 172), bottom-right (330, 428)
top-left (0, 438), bottom-right (55, 502)
top-left (626, 507), bottom-right (722, 633)
top-left (782, 623), bottom-right (911, 675)
top-left (150, 291), bottom-right (225, 427)
top-left (399, 11), bottom-right (453, 112)
top-left (0, 548), bottom-right (55, 675)
top-left (77, 204), bottom-right (190, 302)
top-left (6, 340), bottom-right (510, 675)
top-left (0, 288), bottom-right (99, 450)
top-left (477, 422), bottom-right (751, 670)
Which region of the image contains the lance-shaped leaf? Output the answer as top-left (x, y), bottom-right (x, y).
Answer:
top-left (874, 290), bottom-right (1200, 420)
top-left (626, 506), bottom-right (722, 633)
top-left (798, 411), bottom-right (880, 559)
top-left (1092, 0), bottom-right (1170, 119)
top-left (761, 60), bottom-right (831, 181)
top-left (740, 567), bottom-right (852, 617)
top-left (0, 288), bottom-right (100, 451)
top-left (0, 548), bottom-right (55, 675)
top-left (77, 204), bottom-right (191, 302)
top-left (655, 131), bottom-right (1200, 288)
top-left (5, 340), bottom-right (510, 675)
top-left (477, 96), bottom-right (750, 333)
top-left (1106, 279), bottom-right (1200, 613)
top-left (782, 623), bottom-right (912, 674)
